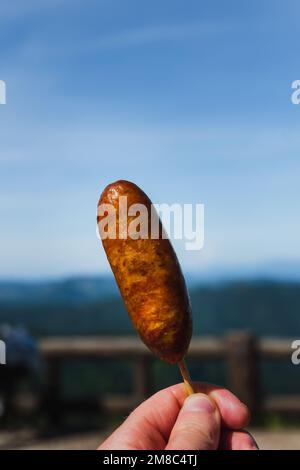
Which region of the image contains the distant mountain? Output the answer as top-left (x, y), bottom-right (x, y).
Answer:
top-left (0, 276), bottom-right (118, 305)
top-left (188, 260), bottom-right (300, 283)
top-left (191, 279), bottom-right (300, 337)
top-left (0, 277), bottom-right (300, 338)
top-left (2, 258), bottom-right (299, 307)
top-left (251, 260), bottom-right (300, 281)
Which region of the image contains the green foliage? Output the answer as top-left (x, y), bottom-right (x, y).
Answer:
top-left (1, 278), bottom-right (300, 338)
top-left (1, 278), bottom-right (300, 397)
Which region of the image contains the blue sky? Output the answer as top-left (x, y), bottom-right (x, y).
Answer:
top-left (0, 0), bottom-right (300, 279)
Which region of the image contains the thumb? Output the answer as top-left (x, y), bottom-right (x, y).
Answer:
top-left (165, 393), bottom-right (221, 450)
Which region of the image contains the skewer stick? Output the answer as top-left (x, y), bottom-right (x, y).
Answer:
top-left (178, 359), bottom-right (194, 396)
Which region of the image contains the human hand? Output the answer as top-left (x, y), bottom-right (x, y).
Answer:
top-left (98, 382), bottom-right (258, 450)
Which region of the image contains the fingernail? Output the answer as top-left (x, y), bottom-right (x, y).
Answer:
top-left (248, 437), bottom-right (259, 450)
top-left (183, 393), bottom-right (215, 413)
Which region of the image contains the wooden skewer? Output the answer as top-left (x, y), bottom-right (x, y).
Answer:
top-left (178, 359), bottom-right (194, 396)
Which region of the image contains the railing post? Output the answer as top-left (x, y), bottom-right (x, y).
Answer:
top-left (133, 356), bottom-right (152, 402)
top-left (226, 331), bottom-right (261, 415)
top-left (44, 358), bottom-right (62, 426)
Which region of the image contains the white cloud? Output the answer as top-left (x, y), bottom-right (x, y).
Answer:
top-left (15, 20), bottom-right (236, 60)
top-left (0, 0), bottom-right (77, 21)
top-left (1, 121), bottom-right (300, 166)
top-left (85, 21), bottom-right (233, 51)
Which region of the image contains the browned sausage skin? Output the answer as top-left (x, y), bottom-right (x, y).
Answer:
top-left (97, 180), bottom-right (192, 364)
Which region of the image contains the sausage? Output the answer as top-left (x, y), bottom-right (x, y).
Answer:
top-left (97, 180), bottom-right (192, 364)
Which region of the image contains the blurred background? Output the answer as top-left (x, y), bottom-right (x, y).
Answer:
top-left (0, 0), bottom-right (300, 449)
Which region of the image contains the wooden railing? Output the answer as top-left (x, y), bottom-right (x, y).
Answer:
top-left (39, 332), bottom-right (298, 423)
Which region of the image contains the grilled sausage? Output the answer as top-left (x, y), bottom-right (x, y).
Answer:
top-left (97, 180), bottom-right (192, 364)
